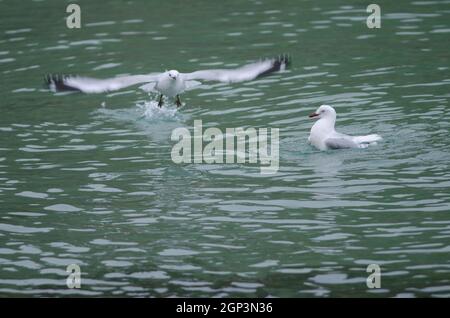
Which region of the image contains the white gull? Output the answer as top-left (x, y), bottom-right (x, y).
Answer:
top-left (308, 105), bottom-right (382, 150)
top-left (46, 55), bottom-right (290, 108)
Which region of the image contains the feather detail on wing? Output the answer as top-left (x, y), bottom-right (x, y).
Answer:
top-left (325, 138), bottom-right (359, 149)
top-left (182, 55), bottom-right (290, 83)
top-left (45, 74), bottom-right (160, 93)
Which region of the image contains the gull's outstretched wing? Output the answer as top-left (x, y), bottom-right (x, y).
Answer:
top-left (182, 55), bottom-right (290, 83)
top-left (325, 138), bottom-right (359, 150)
top-left (46, 74), bottom-right (161, 93)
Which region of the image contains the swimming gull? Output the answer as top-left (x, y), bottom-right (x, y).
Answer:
top-left (308, 105), bottom-right (382, 150)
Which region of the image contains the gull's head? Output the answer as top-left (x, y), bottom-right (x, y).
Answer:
top-left (167, 70), bottom-right (179, 80)
top-left (309, 105), bottom-right (336, 121)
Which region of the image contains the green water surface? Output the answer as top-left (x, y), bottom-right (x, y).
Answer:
top-left (0, 0), bottom-right (449, 297)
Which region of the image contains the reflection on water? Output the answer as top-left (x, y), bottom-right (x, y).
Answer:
top-left (0, 0), bottom-right (449, 297)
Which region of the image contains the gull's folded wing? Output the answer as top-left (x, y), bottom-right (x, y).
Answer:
top-left (46, 74), bottom-right (161, 93)
top-left (183, 55), bottom-right (290, 83)
top-left (325, 138), bottom-right (359, 150)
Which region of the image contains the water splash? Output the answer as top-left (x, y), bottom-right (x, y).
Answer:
top-left (136, 100), bottom-right (181, 120)
top-left (93, 98), bottom-right (188, 143)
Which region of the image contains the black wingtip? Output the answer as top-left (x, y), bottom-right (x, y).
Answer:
top-left (45, 74), bottom-right (79, 92)
top-left (273, 53), bottom-right (291, 70)
top-left (258, 54), bottom-right (291, 78)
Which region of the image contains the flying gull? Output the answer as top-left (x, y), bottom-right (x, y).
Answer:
top-left (308, 105), bottom-right (382, 150)
top-left (46, 55), bottom-right (290, 107)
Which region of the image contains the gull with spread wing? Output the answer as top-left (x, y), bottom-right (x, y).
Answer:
top-left (46, 55), bottom-right (290, 107)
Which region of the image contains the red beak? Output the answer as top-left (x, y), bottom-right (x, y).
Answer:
top-left (309, 112), bottom-right (319, 118)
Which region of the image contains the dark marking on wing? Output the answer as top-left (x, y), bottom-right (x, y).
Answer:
top-left (45, 74), bottom-right (80, 92)
top-left (257, 54), bottom-right (291, 78)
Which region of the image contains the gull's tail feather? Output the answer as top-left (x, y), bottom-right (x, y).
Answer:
top-left (353, 134), bottom-right (382, 144)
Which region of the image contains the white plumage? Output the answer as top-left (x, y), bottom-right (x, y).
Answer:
top-left (46, 55), bottom-right (290, 107)
top-left (308, 105), bottom-right (382, 151)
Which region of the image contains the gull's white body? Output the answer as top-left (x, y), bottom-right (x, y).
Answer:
top-left (308, 105), bottom-right (382, 151)
top-left (154, 71), bottom-right (187, 97)
top-left (309, 116), bottom-right (338, 151)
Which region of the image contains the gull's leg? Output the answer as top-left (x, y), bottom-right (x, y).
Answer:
top-left (158, 94), bottom-right (164, 108)
top-left (176, 95), bottom-right (182, 108)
